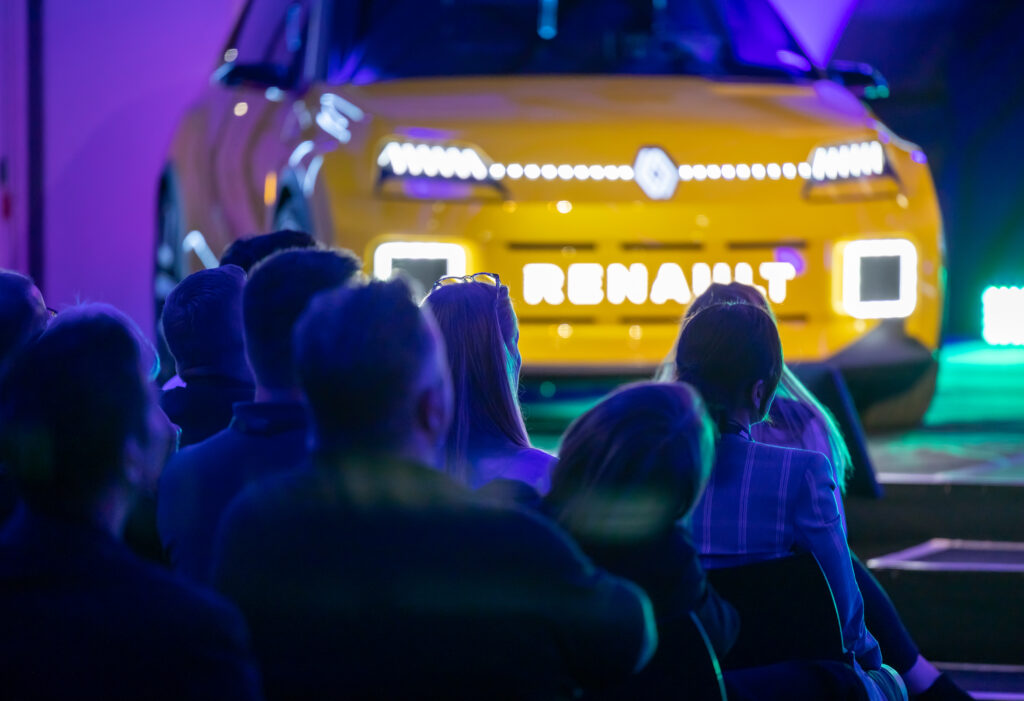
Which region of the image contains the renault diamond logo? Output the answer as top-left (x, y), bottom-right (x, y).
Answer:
top-left (634, 147), bottom-right (679, 200)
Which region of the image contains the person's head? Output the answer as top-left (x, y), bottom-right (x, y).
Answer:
top-left (243, 248), bottom-right (362, 393)
top-left (160, 265), bottom-right (249, 380)
top-left (0, 305), bottom-right (176, 528)
top-left (0, 270), bottom-right (49, 371)
top-left (545, 382), bottom-right (715, 544)
top-left (220, 230), bottom-right (317, 272)
top-left (295, 277), bottom-right (452, 465)
top-left (672, 283), bottom-right (852, 488)
top-left (421, 275), bottom-right (528, 481)
top-left (685, 282), bottom-right (771, 322)
top-left (674, 302), bottom-right (783, 429)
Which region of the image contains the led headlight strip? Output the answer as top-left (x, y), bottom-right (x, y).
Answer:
top-left (377, 139), bottom-right (889, 185)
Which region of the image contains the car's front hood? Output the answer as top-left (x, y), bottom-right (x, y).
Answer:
top-left (338, 75), bottom-right (876, 156)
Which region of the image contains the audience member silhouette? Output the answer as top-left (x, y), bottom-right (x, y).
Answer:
top-left (212, 278), bottom-right (657, 700)
top-left (674, 302), bottom-right (905, 701)
top-left (0, 270), bottom-right (50, 524)
top-left (657, 282), bottom-right (853, 495)
top-left (422, 274), bottom-right (555, 497)
top-left (546, 382), bottom-right (736, 655)
top-left (0, 305), bottom-right (260, 699)
top-left (160, 265), bottom-right (254, 447)
top-left (219, 229), bottom-right (316, 272)
top-left (545, 382), bottom-right (867, 701)
top-left (158, 248), bottom-right (361, 581)
top-left (0, 270), bottom-right (49, 369)
top-left (680, 284), bottom-right (970, 701)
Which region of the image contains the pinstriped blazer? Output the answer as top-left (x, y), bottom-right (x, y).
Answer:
top-left (692, 433), bottom-right (882, 670)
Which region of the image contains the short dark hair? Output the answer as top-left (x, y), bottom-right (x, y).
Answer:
top-left (244, 249), bottom-right (362, 389)
top-left (295, 278), bottom-right (438, 453)
top-left (673, 302), bottom-right (783, 426)
top-left (0, 307), bottom-right (149, 513)
top-left (161, 265), bottom-right (247, 374)
top-left (0, 270), bottom-right (48, 370)
top-left (220, 230), bottom-right (316, 272)
top-left (546, 382), bottom-right (715, 544)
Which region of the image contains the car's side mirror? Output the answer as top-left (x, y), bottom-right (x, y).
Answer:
top-left (213, 62), bottom-right (293, 89)
top-left (828, 60), bottom-right (890, 100)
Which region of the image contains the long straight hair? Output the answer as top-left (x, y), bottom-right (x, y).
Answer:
top-left (658, 282), bottom-right (852, 491)
top-left (422, 281), bottom-right (530, 484)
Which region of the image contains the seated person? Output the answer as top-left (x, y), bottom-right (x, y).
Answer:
top-left (0, 305), bottom-right (259, 699)
top-left (212, 279), bottom-right (657, 700)
top-left (0, 270), bottom-right (50, 524)
top-left (675, 302), bottom-right (905, 701)
top-left (422, 273), bottom-right (555, 495)
top-left (545, 381), bottom-right (868, 701)
top-left (158, 248), bottom-right (361, 581)
top-left (545, 382), bottom-right (737, 657)
top-left (160, 265), bottom-right (254, 447)
top-left (680, 284), bottom-right (970, 701)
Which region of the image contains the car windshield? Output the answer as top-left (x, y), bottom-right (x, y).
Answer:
top-left (327, 0), bottom-right (814, 85)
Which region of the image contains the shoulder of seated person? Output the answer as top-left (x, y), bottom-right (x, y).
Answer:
top-left (511, 447), bottom-right (557, 474)
top-left (750, 440), bottom-right (833, 474)
top-left (120, 549), bottom-right (252, 647)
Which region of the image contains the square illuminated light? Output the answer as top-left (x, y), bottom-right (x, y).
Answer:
top-left (983, 286), bottom-right (1024, 346)
top-left (372, 242), bottom-right (467, 281)
top-left (842, 239), bottom-right (917, 319)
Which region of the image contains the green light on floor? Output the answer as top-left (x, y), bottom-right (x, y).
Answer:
top-left (982, 286), bottom-right (1024, 346)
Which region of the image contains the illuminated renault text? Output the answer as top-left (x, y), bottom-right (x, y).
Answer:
top-left (522, 261), bottom-right (797, 306)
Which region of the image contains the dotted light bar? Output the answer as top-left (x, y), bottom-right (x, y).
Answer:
top-left (982, 286), bottom-right (1024, 346)
top-left (377, 139), bottom-right (889, 187)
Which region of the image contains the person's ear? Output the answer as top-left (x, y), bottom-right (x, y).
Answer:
top-left (416, 378), bottom-right (451, 448)
top-left (123, 434), bottom-right (150, 491)
top-left (750, 379), bottom-right (767, 417)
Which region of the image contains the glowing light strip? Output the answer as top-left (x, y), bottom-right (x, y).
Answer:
top-left (377, 140), bottom-right (888, 185)
top-left (182, 230), bottom-right (219, 270)
top-left (982, 286), bottom-right (1024, 346)
top-left (811, 141), bottom-right (885, 181)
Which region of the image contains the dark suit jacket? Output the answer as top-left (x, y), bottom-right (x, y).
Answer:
top-left (157, 401), bottom-right (308, 582)
top-left (160, 374), bottom-right (254, 448)
top-left (212, 456), bottom-right (656, 700)
top-left (0, 507), bottom-right (261, 700)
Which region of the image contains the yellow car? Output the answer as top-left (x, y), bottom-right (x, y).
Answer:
top-left (160, 0), bottom-right (944, 425)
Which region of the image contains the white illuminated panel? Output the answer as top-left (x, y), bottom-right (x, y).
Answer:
top-left (372, 242), bottom-right (466, 281)
top-left (842, 239), bottom-right (917, 319)
top-left (982, 287), bottom-right (1024, 346)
